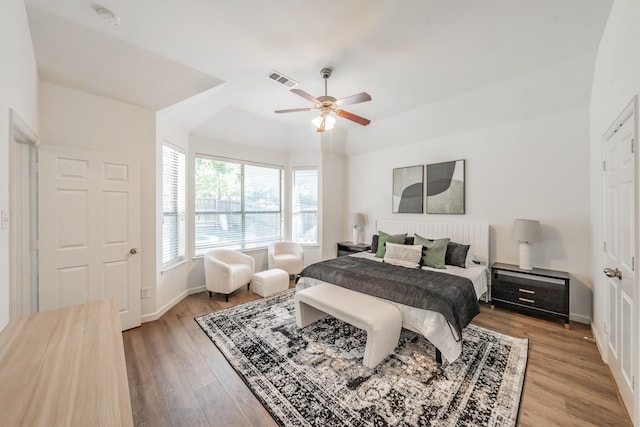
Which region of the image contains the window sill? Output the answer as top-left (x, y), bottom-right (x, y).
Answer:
top-left (300, 243), bottom-right (320, 248)
top-left (193, 244), bottom-right (319, 260)
top-left (192, 246), bottom-right (269, 261)
top-left (160, 258), bottom-right (189, 275)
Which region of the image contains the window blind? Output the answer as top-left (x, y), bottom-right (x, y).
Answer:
top-left (162, 144), bottom-right (186, 265)
top-left (194, 156), bottom-right (282, 256)
top-left (292, 168), bottom-right (318, 245)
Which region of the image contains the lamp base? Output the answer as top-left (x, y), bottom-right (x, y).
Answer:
top-left (518, 242), bottom-right (533, 270)
top-left (352, 228), bottom-right (359, 245)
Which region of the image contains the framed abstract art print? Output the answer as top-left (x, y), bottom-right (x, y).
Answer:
top-left (392, 165), bottom-right (424, 213)
top-left (426, 160), bottom-right (465, 214)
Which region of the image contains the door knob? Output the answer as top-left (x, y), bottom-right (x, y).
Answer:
top-left (603, 267), bottom-right (622, 280)
top-left (130, 248), bottom-right (139, 255)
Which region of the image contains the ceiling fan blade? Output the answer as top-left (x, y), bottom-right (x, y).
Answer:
top-left (335, 92), bottom-right (372, 107)
top-left (290, 88), bottom-right (320, 105)
top-left (274, 107), bottom-right (315, 113)
top-left (337, 110), bottom-right (371, 126)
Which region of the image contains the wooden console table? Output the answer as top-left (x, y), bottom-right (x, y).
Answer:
top-left (0, 299), bottom-right (133, 426)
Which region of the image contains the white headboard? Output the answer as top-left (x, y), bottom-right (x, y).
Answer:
top-left (376, 219), bottom-right (490, 266)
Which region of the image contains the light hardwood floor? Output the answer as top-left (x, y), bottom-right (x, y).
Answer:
top-left (123, 283), bottom-right (632, 426)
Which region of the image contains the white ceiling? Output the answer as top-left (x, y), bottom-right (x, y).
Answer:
top-left (25, 0), bottom-right (612, 151)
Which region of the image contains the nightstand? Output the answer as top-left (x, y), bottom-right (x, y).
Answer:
top-left (491, 262), bottom-right (570, 329)
top-left (337, 242), bottom-right (371, 257)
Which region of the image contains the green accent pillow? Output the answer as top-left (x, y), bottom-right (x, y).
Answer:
top-left (414, 234), bottom-right (450, 269)
top-left (375, 231), bottom-right (407, 258)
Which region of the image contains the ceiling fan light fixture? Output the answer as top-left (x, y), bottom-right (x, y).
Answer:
top-left (312, 113), bottom-right (336, 132)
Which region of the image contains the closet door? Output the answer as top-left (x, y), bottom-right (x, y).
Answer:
top-left (603, 108), bottom-right (636, 415)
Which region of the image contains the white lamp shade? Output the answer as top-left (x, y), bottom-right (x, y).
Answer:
top-left (351, 213), bottom-right (365, 228)
top-left (324, 115), bottom-right (336, 129)
top-left (511, 219), bottom-right (542, 243)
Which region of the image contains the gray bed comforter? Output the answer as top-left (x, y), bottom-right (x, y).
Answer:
top-left (299, 256), bottom-right (479, 339)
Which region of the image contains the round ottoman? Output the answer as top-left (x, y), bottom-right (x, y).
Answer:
top-left (252, 268), bottom-right (289, 297)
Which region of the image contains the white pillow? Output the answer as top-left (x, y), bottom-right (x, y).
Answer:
top-left (383, 242), bottom-right (422, 268)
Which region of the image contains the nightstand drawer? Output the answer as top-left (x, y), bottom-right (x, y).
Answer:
top-left (491, 263), bottom-right (570, 328)
top-left (492, 279), bottom-right (565, 314)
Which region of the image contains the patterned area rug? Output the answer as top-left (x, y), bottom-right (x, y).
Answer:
top-left (196, 289), bottom-right (528, 427)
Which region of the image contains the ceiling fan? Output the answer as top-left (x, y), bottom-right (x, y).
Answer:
top-left (275, 67), bottom-right (372, 132)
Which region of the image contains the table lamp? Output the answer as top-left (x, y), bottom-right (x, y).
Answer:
top-left (511, 219), bottom-right (542, 270)
top-left (351, 213), bottom-right (364, 244)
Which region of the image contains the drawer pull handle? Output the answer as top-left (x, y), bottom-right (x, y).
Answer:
top-left (519, 288), bottom-right (535, 294)
top-left (518, 297), bottom-right (535, 304)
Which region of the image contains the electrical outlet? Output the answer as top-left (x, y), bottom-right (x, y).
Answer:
top-left (603, 321), bottom-right (608, 334)
top-left (141, 287), bottom-right (149, 298)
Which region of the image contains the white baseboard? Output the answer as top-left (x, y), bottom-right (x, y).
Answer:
top-left (569, 312), bottom-right (591, 325)
top-left (140, 285), bottom-right (206, 324)
top-left (188, 285), bottom-right (207, 296)
top-left (591, 323), bottom-right (607, 363)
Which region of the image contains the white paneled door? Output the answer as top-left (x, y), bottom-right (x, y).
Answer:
top-left (38, 145), bottom-right (141, 330)
top-left (603, 111), bottom-right (636, 415)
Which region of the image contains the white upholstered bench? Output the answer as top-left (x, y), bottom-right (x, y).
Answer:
top-left (294, 283), bottom-right (402, 369)
top-left (252, 268), bottom-right (289, 297)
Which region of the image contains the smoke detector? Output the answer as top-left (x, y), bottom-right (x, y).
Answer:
top-left (95, 6), bottom-right (121, 27)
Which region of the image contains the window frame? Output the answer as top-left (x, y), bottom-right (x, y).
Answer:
top-left (161, 142), bottom-right (186, 268)
top-left (193, 154), bottom-right (284, 256)
top-left (291, 167), bottom-right (319, 246)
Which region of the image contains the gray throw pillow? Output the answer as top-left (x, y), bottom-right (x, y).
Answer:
top-left (371, 234), bottom-right (379, 253)
top-left (445, 241), bottom-right (471, 268)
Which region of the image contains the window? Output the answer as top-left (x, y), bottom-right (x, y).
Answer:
top-left (292, 168), bottom-right (318, 245)
top-left (162, 144), bottom-right (186, 266)
top-left (194, 155), bottom-right (282, 256)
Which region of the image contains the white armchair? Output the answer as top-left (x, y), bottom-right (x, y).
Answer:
top-left (204, 249), bottom-right (255, 302)
top-left (268, 241), bottom-right (304, 277)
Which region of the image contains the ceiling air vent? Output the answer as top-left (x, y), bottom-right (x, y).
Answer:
top-left (267, 70), bottom-right (299, 89)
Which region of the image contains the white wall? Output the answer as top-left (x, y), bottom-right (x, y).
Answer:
top-left (348, 106), bottom-right (593, 322)
top-left (320, 136), bottom-right (347, 261)
top-left (346, 53), bottom-right (597, 156)
top-left (38, 82), bottom-right (157, 318)
top-left (589, 0), bottom-right (640, 424)
top-left (0, 0), bottom-right (39, 331)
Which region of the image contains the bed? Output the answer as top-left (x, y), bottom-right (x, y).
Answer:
top-left (296, 219), bottom-right (491, 364)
